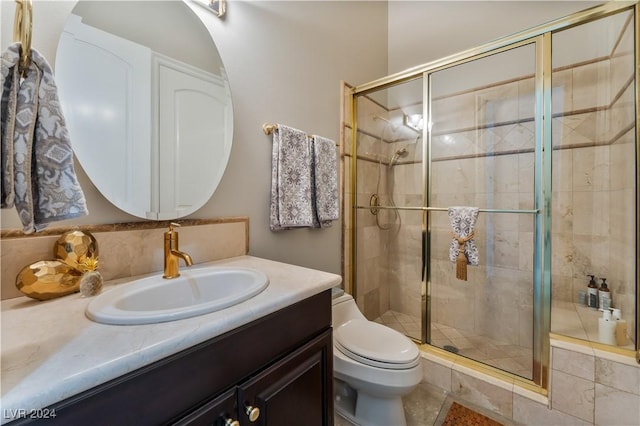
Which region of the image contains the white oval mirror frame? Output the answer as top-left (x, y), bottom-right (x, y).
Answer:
top-left (55, 0), bottom-right (233, 220)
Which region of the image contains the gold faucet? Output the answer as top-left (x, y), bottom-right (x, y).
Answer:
top-left (163, 223), bottom-right (193, 279)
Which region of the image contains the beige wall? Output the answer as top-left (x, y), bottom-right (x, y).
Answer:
top-left (0, 1), bottom-right (388, 276)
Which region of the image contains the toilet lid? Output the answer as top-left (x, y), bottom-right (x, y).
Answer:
top-left (335, 319), bottom-right (420, 369)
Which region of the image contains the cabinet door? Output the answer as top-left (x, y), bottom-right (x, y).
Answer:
top-left (237, 330), bottom-right (333, 426)
top-left (173, 387), bottom-right (238, 426)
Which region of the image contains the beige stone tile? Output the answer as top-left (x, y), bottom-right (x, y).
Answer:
top-left (421, 355), bottom-right (453, 393)
top-left (2, 220), bottom-right (249, 300)
top-left (513, 393), bottom-right (591, 426)
top-left (595, 383), bottom-right (640, 426)
top-left (458, 348), bottom-right (491, 361)
top-left (551, 369), bottom-right (594, 423)
top-left (363, 287), bottom-right (380, 320)
top-left (451, 368), bottom-right (514, 418)
top-left (487, 357), bottom-right (527, 375)
top-left (595, 358), bottom-right (640, 396)
top-left (518, 75), bottom-right (536, 114)
top-left (551, 304), bottom-right (589, 340)
top-left (608, 90), bottom-right (636, 143)
top-left (129, 228), bottom-right (168, 277)
top-left (552, 148), bottom-right (573, 191)
top-left (551, 230), bottom-right (586, 277)
top-left (551, 274), bottom-right (573, 303)
top-left (430, 329), bottom-right (447, 342)
top-left (551, 190), bottom-right (573, 235)
top-left (552, 347), bottom-right (594, 381)
top-left (1, 235), bottom-right (59, 299)
top-left (572, 191), bottom-right (610, 239)
top-left (184, 222), bottom-right (247, 261)
top-left (403, 382), bottom-right (448, 426)
top-left (551, 68), bottom-right (574, 115)
top-left (572, 61), bottom-right (610, 111)
top-left (610, 140), bottom-right (636, 192)
top-left (450, 337), bottom-right (475, 350)
top-left (440, 326), bottom-right (466, 341)
top-left (572, 145), bottom-right (610, 192)
top-left (94, 230), bottom-right (139, 280)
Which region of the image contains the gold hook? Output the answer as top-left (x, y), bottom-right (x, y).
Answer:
top-left (262, 123), bottom-right (277, 135)
top-left (13, 0), bottom-right (32, 76)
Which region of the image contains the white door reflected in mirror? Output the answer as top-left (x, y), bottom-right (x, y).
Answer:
top-left (55, 1), bottom-right (233, 220)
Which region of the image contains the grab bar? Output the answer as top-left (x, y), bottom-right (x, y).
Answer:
top-left (356, 205), bottom-right (539, 214)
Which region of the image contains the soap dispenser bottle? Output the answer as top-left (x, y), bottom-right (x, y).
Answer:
top-left (587, 275), bottom-right (598, 309)
top-left (598, 278), bottom-right (611, 311)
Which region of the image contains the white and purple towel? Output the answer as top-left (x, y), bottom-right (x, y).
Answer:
top-left (269, 124), bottom-right (314, 230)
top-left (311, 135), bottom-right (338, 228)
top-left (1, 43), bottom-right (88, 233)
top-left (448, 206), bottom-right (480, 266)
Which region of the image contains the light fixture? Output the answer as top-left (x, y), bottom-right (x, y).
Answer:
top-left (403, 113), bottom-right (423, 133)
top-left (192, 0), bottom-right (226, 18)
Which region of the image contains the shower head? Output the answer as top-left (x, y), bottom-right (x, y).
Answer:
top-left (389, 148), bottom-right (409, 167)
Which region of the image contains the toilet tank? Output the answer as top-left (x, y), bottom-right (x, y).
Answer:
top-left (332, 292), bottom-right (366, 327)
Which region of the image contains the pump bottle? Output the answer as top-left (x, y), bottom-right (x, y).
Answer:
top-left (598, 278), bottom-right (610, 311)
top-left (587, 275), bottom-right (598, 309)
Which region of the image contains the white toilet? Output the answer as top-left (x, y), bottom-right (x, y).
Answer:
top-left (332, 288), bottom-right (423, 426)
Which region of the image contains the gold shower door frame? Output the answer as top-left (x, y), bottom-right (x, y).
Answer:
top-left (347, 1), bottom-right (640, 390)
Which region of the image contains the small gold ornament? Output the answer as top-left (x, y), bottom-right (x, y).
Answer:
top-left (79, 255), bottom-right (100, 272)
top-left (16, 260), bottom-right (83, 301)
top-left (16, 231), bottom-right (101, 301)
top-left (54, 230), bottom-right (98, 270)
top-left (78, 255), bottom-right (103, 297)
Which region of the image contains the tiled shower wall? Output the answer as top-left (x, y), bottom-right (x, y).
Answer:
top-left (551, 14), bottom-right (636, 343)
top-left (428, 73), bottom-right (536, 348)
top-left (421, 337), bottom-right (640, 425)
top-left (349, 96), bottom-right (393, 320)
top-left (343, 11), bottom-right (636, 349)
top-left (341, 82), bottom-right (423, 321)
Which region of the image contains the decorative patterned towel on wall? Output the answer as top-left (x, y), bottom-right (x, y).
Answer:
top-left (311, 135), bottom-right (338, 228)
top-left (269, 124), bottom-right (314, 230)
top-left (448, 206), bottom-right (479, 281)
top-left (0, 43), bottom-right (88, 234)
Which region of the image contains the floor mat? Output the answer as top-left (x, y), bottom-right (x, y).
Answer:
top-left (439, 401), bottom-right (505, 426)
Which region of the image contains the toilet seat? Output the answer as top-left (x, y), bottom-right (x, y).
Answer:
top-left (335, 319), bottom-right (420, 370)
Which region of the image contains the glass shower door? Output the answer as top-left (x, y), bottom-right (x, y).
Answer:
top-left (352, 78), bottom-right (425, 341)
top-left (428, 42), bottom-right (538, 380)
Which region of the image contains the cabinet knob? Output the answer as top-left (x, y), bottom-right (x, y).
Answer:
top-left (245, 405), bottom-right (260, 422)
top-left (224, 418), bottom-right (240, 426)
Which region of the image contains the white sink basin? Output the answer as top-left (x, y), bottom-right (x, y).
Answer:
top-left (86, 266), bottom-right (269, 325)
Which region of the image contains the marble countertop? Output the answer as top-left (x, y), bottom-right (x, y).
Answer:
top-left (1, 255), bottom-right (341, 424)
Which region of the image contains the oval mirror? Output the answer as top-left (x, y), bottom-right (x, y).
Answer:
top-left (55, 0), bottom-right (233, 220)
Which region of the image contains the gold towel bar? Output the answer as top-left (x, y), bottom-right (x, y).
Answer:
top-left (13, 0), bottom-right (32, 76)
top-left (262, 123), bottom-right (339, 147)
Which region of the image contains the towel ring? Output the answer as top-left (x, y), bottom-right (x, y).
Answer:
top-left (13, 0), bottom-right (32, 75)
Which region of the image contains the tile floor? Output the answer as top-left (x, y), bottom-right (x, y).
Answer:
top-left (374, 310), bottom-right (533, 380)
top-left (334, 381), bottom-right (515, 426)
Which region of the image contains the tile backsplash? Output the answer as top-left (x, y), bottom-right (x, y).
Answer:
top-left (0, 217), bottom-right (249, 300)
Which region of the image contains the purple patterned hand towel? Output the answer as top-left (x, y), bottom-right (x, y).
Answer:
top-left (1, 43), bottom-right (88, 233)
top-left (269, 124), bottom-right (314, 230)
top-left (311, 135), bottom-right (338, 228)
top-left (448, 206), bottom-right (479, 281)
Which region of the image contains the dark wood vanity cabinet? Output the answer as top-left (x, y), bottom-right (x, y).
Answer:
top-left (177, 331), bottom-right (331, 426)
top-left (9, 290), bottom-right (333, 426)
